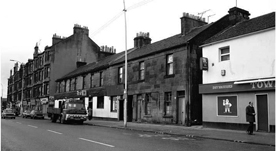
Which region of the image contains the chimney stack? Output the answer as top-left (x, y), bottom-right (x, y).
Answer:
top-left (14, 62), bottom-right (18, 73)
top-left (73, 24), bottom-right (89, 36)
top-left (181, 13), bottom-right (207, 35)
top-left (134, 32), bottom-right (151, 48)
top-left (52, 33), bottom-right (63, 45)
top-left (33, 43), bottom-right (39, 58)
top-left (228, 7), bottom-right (250, 25)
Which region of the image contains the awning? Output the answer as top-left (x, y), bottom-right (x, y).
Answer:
top-left (234, 78), bottom-right (275, 84)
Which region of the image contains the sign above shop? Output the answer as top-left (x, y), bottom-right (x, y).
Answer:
top-left (77, 90), bottom-right (87, 96)
top-left (199, 79), bottom-right (275, 94)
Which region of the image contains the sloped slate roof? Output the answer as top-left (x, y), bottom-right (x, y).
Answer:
top-left (203, 12), bottom-right (275, 45)
top-left (56, 51), bottom-right (125, 81)
top-left (112, 23), bottom-right (212, 65)
top-left (56, 23), bottom-right (212, 81)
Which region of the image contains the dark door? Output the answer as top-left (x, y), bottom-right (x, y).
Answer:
top-left (119, 99), bottom-right (124, 120)
top-left (256, 94), bottom-right (268, 132)
top-left (177, 91), bottom-right (185, 125)
top-left (127, 96), bottom-right (133, 122)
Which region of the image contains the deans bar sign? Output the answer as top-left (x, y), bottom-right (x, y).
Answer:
top-left (199, 80), bottom-right (275, 94)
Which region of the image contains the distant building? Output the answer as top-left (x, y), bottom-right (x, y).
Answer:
top-left (7, 24), bottom-right (113, 114)
top-left (55, 7), bottom-right (252, 126)
top-left (199, 11), bottom-right (275, 132)
top-left (1, 97), bottom-right (7, 109)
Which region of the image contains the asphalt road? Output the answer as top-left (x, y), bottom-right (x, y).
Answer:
top-left (1, 117), bottom-right (274, 151)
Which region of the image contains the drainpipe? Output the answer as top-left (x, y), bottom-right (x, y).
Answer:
top-left (186, 43), bottom-right (191, 126)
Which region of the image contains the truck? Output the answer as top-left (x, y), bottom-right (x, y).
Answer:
top-left (47, 99), bottom-right (87, 124)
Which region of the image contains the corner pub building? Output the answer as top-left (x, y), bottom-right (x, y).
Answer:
top-left (199, 10), bottom-right (275, 132)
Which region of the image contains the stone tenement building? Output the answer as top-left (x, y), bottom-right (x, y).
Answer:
top-left (54, 7), bottom-right (254, 126)
top-left (7, 24), bottom-right (114, 114)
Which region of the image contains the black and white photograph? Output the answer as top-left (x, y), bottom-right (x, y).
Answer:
top-left (1, 0), bottom-right (275, 150)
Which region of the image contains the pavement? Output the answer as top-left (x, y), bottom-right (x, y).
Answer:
top-left (83, 119), bottom-right (275, 147)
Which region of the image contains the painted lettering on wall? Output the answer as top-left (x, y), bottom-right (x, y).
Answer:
top-left (251, 81), bottom-right (275, 89)
top-left (213, 85), bottom-right (233, 90)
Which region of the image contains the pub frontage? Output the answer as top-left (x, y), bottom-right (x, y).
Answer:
top-left (199, 78), bottom-right (275, 132)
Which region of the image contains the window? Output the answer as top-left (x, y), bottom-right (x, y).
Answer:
top-left (139, 62), bottom-right (145, 80)
top-left (220, 46), bottom-right (230, 61)
top-left (110, 96), bottom-right (117, 112)
top-left (145, 94), bottom-right (151, 115)
top-left (90, 73), bottom-right (94, 88)
top-left (118, 67), bottom-right (123, 84)
top-left (97, 96), bottom-right (104, 108)
top-left (100, 72), bottom-right (103, 86)
top-left (82, 75), bottom-right (86, 89)
top-left (166, 54), bottom-right (173, 75)
top-left (164, 92), bottom-right (172, 116)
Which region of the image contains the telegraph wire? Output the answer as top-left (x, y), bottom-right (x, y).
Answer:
top-left (91, 0), bottom-right (154, 38)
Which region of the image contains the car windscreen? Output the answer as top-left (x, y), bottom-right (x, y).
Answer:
top-left (66, 103), bottom-right (85, 110)
top-left (5, 109), bottom-right (13, 113)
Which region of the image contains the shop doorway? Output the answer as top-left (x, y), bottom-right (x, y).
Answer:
top-left (256, 94), bottom-right (268, 132)
top-left (119, 99), bottom-right (124, 120)
top-left (127, 96), bottom-right (133, 122)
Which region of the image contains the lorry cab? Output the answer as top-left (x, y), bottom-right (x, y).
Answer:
top-left (48, 99), bottom-right (87, 124)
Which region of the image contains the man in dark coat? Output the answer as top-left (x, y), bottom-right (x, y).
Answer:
top-left (246, 102), bottom-right (256, 135)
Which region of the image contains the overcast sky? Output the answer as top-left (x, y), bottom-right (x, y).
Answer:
top-left (0, 0), bottom-right (275, 98)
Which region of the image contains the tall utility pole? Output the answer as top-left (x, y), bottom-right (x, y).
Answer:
top-left (123, 0), bottom-right (128, 127)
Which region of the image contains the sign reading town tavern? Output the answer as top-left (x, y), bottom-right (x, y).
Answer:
top-left (199, 80), bottom-right (275, 94)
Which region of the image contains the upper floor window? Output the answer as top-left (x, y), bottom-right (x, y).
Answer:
top-left (166, 54), bottom-right (173, 75)
top-left (118, 67), bottom-right (123, 84)
top-left (100, 72), bottom-right (103, 86)
top-left (90, 73), bottom-right (94, 88)
top-left (220, 46), bottom-right (230, 62)
top-left (139, 62), bottom-right (145, 80)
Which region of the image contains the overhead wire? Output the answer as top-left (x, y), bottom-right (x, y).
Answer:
top-left (90, 0), bottom-right (154, 38)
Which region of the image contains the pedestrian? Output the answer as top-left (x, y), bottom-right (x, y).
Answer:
top-left (246, 102), bottom-right (256, 135)
top-left (88, 107), bottom-right (92, 120)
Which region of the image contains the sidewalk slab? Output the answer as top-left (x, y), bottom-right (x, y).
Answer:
top-left (84, 119), bottom-right (275, 147)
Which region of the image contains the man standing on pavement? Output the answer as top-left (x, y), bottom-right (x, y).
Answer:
top-left (246, 102), bottom-right (256, 135)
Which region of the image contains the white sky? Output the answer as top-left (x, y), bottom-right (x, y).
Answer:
top-left (0, 0), bottom-right (275, 98)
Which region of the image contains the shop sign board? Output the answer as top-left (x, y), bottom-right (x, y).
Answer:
top-left (217, 96), bottom-right (237, 116)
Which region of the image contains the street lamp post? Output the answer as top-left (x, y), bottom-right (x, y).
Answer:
top-left (10, 59), bottom-right (24, 116)
top-left (123, 0), bottom-right (128, 127)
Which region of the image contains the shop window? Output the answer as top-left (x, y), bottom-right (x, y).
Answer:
top-left (110, 96), bottom-right (117, 112)
top-left (219, 46), bottom-right (230, 62)
top-left (97, 96), bottom-right (104, 109)
top-left (164, 92), bottom-right (172, 116)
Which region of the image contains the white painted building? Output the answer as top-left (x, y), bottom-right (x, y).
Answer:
top-left (199, 11), bottom-right (275, 132)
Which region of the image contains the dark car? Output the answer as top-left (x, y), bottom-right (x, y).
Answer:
top-left (1, 108), bottom-right (16, 119)
top-left (22, 110), bottom-right (31, 118)
top-left (30, 110), bottom-right (44, 119)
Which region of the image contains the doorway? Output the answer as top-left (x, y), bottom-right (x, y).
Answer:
top-left (119, 99), bottom-right (124, 120)
top-left (127, 95), bottom-right (133, 122)
top-left (177, 91), bottom-right (185, 125)
top-left (256, 94), bottom-right (268, 132)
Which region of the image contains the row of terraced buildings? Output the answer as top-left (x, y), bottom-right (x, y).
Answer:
top-left (7, 7), bottom-right (275, 132)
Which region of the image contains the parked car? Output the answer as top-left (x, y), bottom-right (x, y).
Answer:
top-left (22, 110), bottom-right (31, 118)
top-left (1, 108), bottom-right (16, 119)
top-left (30, 110), bottom-right (44, 119)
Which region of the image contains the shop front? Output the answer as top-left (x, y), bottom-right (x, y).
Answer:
top-left (199, 78), bottom-right (275, 132)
